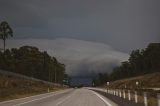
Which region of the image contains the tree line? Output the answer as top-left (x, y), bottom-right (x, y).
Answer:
top-left (93, 43), bottom-right (160, 86)
top-left (0, 46), bottom-right (66, 83)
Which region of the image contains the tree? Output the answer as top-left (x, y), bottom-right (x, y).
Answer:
top-left (0, 21), bottom-right (13, 52)
top-left (0, 46), bottom-right (66, 83)
top-left (109, 43), bottom-right (160, 81)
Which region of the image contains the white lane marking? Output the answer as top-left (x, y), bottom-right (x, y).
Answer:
top-left (56, 95), bottom-right (71, 106)
top-left (90, 90), bottom-right (112, 106)
top-left (0, 93), bottom-right (53, 105)
top-left (0, 89), bottom-right (72, 105)
top-left (13, 89), bottom-right (74, 106)
top-left (56, 89), bottom-right (77, 106)
top-left (12, 94), bottom-right (57, 106)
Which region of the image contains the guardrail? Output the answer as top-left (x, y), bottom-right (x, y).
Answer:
top-left (0, 69), bottom-right (61, 87)
top-left (96, 88), bottom-right (160, 106)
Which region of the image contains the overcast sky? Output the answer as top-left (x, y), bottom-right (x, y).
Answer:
top-left (0, 0), bottom-right (160, 76)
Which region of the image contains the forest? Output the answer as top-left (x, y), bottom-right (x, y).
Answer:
top-left (0, 46), bottom-right (66, 83)
top-left (93, 43), bottom-right (160, 86)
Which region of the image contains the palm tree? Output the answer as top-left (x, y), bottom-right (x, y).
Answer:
top-left (0, 21), bottom-right (13, 52)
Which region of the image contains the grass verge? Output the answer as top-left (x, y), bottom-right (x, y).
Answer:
top-left (0, 73), bottom-right (67, 102)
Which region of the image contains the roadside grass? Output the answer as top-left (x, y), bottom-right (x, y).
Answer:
top-left (109, 72), bottom-right (160, 89)
top-left (0, 74), bottom-right (67, 102)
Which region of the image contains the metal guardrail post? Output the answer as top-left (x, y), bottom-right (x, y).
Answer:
top-left (135, 91), bottom-right (138, 103)
top-left (116, 90), bottom-right (118, 96)
top-left (144, 92), bottom-right (148, 106)
top-left (119, 90), bottom-right (122, 97)
top-left (123, 90), bottom-right (126, 99)
top-left (128, 90), bottom-right (131, 101)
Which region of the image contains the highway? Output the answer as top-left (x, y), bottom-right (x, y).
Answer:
top-left (0, 88), bottom-right (118, 106)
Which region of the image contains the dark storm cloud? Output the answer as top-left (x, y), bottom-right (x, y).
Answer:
top-left (5, 38), bottom-right (129, 76)
top-left (0, 0), bottom-right (160, 76)
top-left (0, 0), bottom-right (159, 51)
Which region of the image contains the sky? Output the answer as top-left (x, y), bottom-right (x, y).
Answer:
top-left (0, 0), bottom-right (160, 76)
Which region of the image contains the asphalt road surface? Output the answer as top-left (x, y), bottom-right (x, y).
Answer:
top-left (0, 88), bottom-right (144, 106)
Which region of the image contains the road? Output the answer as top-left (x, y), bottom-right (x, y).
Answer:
top-left (0, 88), bottom-right (117, 106)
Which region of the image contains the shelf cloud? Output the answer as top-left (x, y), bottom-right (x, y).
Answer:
top-left (5, 38), bottom-right (129, 76)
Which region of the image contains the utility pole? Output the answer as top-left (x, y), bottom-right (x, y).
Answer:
top-left (43, 51), bottom-right (47, 80)
top-left (54, 66), bottom-right (57, 83)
